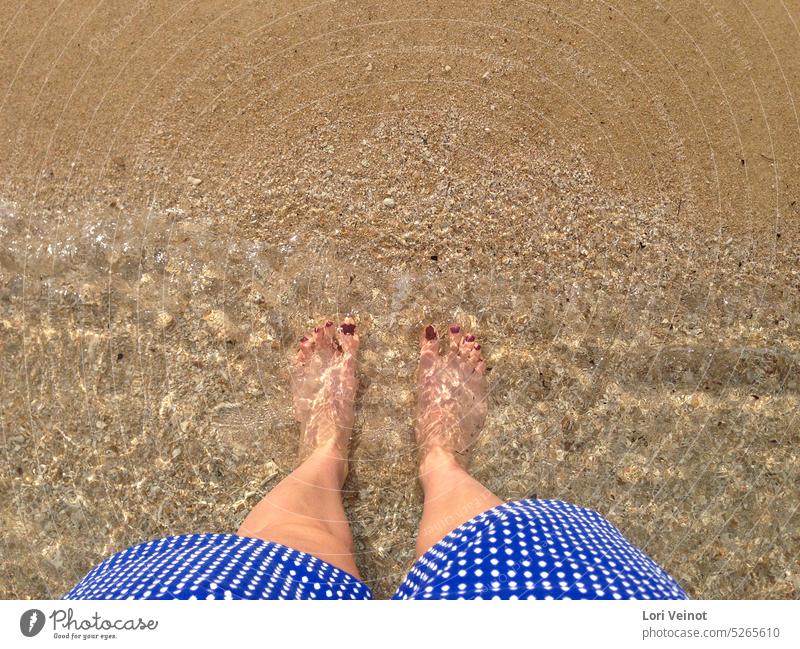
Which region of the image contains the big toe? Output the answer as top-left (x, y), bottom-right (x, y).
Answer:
top-left (418, 324), bottom-right (441, 378)
top-left (336, 316), bottom-right (359, 353)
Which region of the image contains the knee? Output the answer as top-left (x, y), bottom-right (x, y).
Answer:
top-left (240, 521), bottom-right (353, 555)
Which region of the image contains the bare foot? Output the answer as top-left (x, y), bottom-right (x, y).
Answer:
top-left (416, 324), bottom-right (488, 467)
top-left (290, 317), bottom-right (359, 461)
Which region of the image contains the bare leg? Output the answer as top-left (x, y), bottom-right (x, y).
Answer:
top-left (238, 318), bottom-right (361, 578)
top-left (414, 324), bottom-right (502, 557)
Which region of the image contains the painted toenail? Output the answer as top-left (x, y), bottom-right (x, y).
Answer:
top-left (474, 344), bottom-right (481, 350)
top-left (425, 325), bottom-right (437, 340)
top-left (465, 334), bottom-right (475, 342)
top-left (449, 325), bottom-right (461, 334)
top-left (341, 323), bottom-right (356, 335)
top-left (325, 320), bottom-right (334, 327)
top-left (300, 336), bottom-right (308, 342)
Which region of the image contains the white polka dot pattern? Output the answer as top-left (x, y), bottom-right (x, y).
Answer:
top-left (64, 534), bottom-right (371, 600)
top-left (64, 500), bottom-right (687, 600)
top-left (393, 499), bottom-right (688, 600)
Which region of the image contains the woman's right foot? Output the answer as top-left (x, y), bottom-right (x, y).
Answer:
top-left (290, 318), bottom-right (359, 463)
top-left (416, 324), bottom-right (488, 468)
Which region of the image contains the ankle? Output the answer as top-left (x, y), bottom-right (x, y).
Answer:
top-left (303, 438), bottom-right (349, 487)
top-left (419, 446), bottom-right (463, 482)
top-left (313, 436), bottom-right (347, 457)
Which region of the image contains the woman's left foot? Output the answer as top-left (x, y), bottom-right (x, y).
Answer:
top-left (290, 318), bottom-right (359, 460)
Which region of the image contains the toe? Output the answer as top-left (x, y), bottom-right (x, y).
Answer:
top-left (322, 319), bottom-right (336, 346)
top-left (295, 344), bottom-right (308, 366)
top-left (448, 323), bottom-right (463, 352)
top-left (312, 324), bottom-right (326, 347)
top-left (459, 333), bottom-right (476, 357)
top-left (420, 324), bottom-right (440, 351)
top-left (419, 324), bottom-right (440, 371)
top-left (292, 336), bottom-right (313, 380)
top-left (336, 316), bottom-right (359, 353)
top-left (299, 334), bottom-right (314, 355)
top-left (468, 344), bottom-right (482, 365)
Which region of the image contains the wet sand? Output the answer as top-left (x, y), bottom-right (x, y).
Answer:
top-left (1, 1), bottom-right (798, 599)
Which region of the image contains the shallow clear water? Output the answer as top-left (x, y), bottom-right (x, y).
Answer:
top-left (2, 167), bottom-right (797, 599)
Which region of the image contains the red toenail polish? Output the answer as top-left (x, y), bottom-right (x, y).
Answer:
top-left (449, 325), bottom-right (460, 334)
top-left (325, 320), bottom-right (334, 327)
top-left (425, 325), bottom-right (437, 340)
top-left (465, 334), bottom-right (475, 342)
top-left (474, 344), bottom-right (481, 350)
top-left (341, 323), bottom-right (356, 335)
top-left (300, 336), bottom-right (308, 343)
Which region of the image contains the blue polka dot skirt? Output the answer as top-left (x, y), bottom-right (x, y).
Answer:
top-left (64, 499), bottom-right (688, 600)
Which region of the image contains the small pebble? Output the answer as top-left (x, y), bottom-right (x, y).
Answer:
top-left (383, 197), bottom-right (396, 208)
top-left (187, 176), bottom-right (202, 186)
top-left (155, 311), bottom-right (174, 330)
